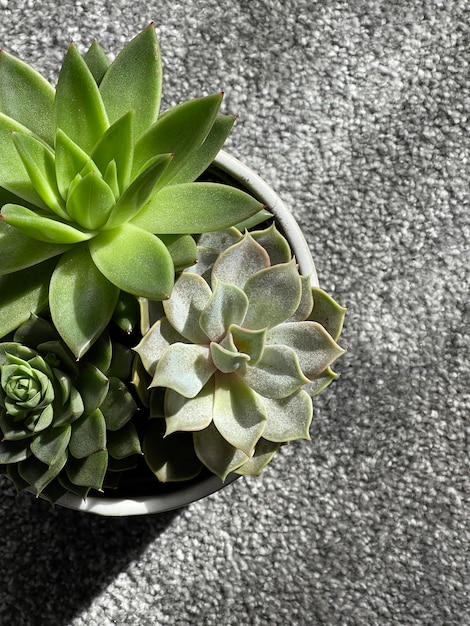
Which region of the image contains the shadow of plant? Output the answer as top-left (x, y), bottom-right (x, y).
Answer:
top-left (0, 476), bottom-right (180, 626)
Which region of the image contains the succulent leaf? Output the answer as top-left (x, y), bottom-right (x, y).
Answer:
top-left (251, 223), bottom-right (292, 266)
top-left (100, 377), bottom-right (137, 431)
top-left (168, 114), bottom-right (236, 186)
top-left (267, 321), bottom-right (345, 379)
top-left (69, 409), bottom-right (107, 458)
top-left (0, 258), bottom-right (55, 338)
top-left (30, 424), bottom-right (72, 465)
top-left (90, 111), bottom-right (134, 194)
top-left (0, 49), bottom-right (55, 144)
top-left (143, 419), bottom-right (202, 482)
top-left (99, 24), bottom-right (161, 141)
top-left (132, 182), bottom-right (264, 234)
top-left (243, 260), bottom-right (302, 330)
top-left (11, 132), bottom-right (66, 218)
top-left (132, 92), bottom-right (223, 185)
top-left (212, 372), bottom-right (266, 455)
top-left (243, 345), bottom-right (310, 399)
top-left (261, 390), bottom-right (313, 442)
top-left (164, 380), bottom-right (214, 435)
top-left (209, 342), bottom-right (250, 374)
top-left (287, 275), bottom-right (314, 322)
top-left (199, 278), bottom-right (249, 342)
top-left (134, 317), bottom-right (186, 377)
top-left (303, 367), bottom-right (339, 398)
top-left (105, 153), bottom-right (173, 229)
top-left (0, 220), bottom-right (68, 275)
top-left (193, 421), bottom-right (249, 481)
top-left (66, 449), bottom-right (108, 490)
top-left (66, 170), bottom-right (116, 230)
top-left (83, 40), bottom-right (110, 85)
top-left (309, 287), bottom-right (347, 341)
top-left (54, 42), bottom-right (109, 153)
top-left (49, 246), bottom-right (119, 358)
top-left (152, 343), bottom-right (215, 398)
top-left (89, 223), bottom-right (174, 299)
top-left (19, 451), bottom-right (68, 494)
top-left (211, 232), bottom-right (270, 290)
top-left (54, 128), bottom-right (100, 201)
top-left (235, 438), bottom-right (280, 476)
top-left (228, 324), bottom-right (266, 366)
top-left (162, 272), bottom-right (212, 344)
top-left (106, 421), bottom-right (141, 459)
top-left (0, 113), bottom-right (49, 207)
top-left (157, 234), bottom-right (198, 272)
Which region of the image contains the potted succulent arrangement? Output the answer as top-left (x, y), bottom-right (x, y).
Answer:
top-left (0, 25), bottom-right (346, 515)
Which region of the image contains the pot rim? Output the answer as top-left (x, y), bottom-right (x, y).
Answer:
top-left (50, 149), bottom-right (318, 516)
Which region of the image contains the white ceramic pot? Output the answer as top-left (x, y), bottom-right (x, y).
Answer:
top-left (53, 150), bottom-right (318, 516)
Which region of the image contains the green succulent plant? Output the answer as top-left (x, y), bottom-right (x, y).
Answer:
top-left (0, 314), bottom-right (140, 502)
top-left (0, 24), bottom-right (266, 358)
top-left (135, 225), bottom-right (346, 481)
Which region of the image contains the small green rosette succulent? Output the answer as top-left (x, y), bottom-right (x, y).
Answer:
top-left (0, 315), bottom-right (140, 502)
top-left (0, 25), bottom-right (265, 358)
top-left (135, 225), bottom-right (346, 481)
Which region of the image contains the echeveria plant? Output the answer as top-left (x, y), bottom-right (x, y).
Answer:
top-left (0, 24), bottom-right (265, 358)
top-left (0, 315), bottom-right (140, 502)
top-left (135, 225), bottom-right (346, 481)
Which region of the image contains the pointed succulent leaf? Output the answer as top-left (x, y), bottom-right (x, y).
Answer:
top-left (197, 227), bottom-right (242, 253)
top-left (89, 223), bottom-right (174, 299)
top-left (19, 452), bottom-right (68, 494)
top-left (164, 381), bottom-right (214, 436)
top-left (54, 128), bottom-right (101, 201)
top-left (243, 344), bottom-right (310, 399)
top-left (107, 421), bottom-right (141, 459)
top-left (169, 114), bottom-right (237, 185)
top-left (134, 317), bottom-right (187, 377)
top-left (103, 160), bottom-right (119, 198)
top-left (132, 92), bottom-right (223, 185)
top-left (13, 314), bottom-right (58, 348)
top-left (133, 182), bottom-right (264, 234)
top-left (157, 234), bottom-right (197, 272)
top-left (243, 260), bottom-right (302, 330)
top-left (90, 111), bottom-right (134, 193)
top-left (261, 389), bottom-right (313, 442)
top-left (0, 49), bottom-right (55, 144)
top-left (55, 42), bottom-right (109, 153)
top-left (0, 220), bottom-right (69, 275)
top-left (251, 224), bottom-right (293, 266)
top-left (49, 246), bottom-right (119, 358)
top-left (0, 258), bottom-right (56, 338)
top-left (194, 421), bottom-right (249, 481)
top-left (212, 372), bottom-right (266, 455)
top-left (228, 324), bottom-right (266, 365)
top-left (0, 411), bottom-right (33, 441)
top-left (210, 342), bottom-right (250, 374)
top-left (112, 290), bottom-right (140, 334)
top-left (0, 438), bottom-right (31, 463)
top-left (287, 275), bottom-right (314, 322)
top-left (309, 287), bottom-right (347, 341)
top-left (200, 278), bottom-right (249, 342)
top-left (267, 321), bottom-right (345, 379)
top-left (65, 170), bottom-right (115, 230)
top-left (211, 232), bottom-right (270, 290)
top-left (139, 297), bottom-right (165, 335)
top-left (0, 113), bottom-right (48, 207)
top-left (100, 377), bottom-right (137, 431)
top-left (1, 204), bottom-right (94, 244)
top-left (83, 39), bottom-right (110, 85)
top-left (99, 24), bottom-right (161, 140)
top-left (143, 419), bottom-right (202, 482)
top-left (105, 153), bottom-right (173, 229)
top-left (66, 449), bottom-right (108, 489)
top-left (74, 362), bottom-right (109, 412)
top-left (152, 343), bottom-right (215, 398)
top-left (30, 424), bottom-right (72, 466)
top-left (233, 208), bottom-right (273, 232)
top-left (11, 133), bottom-right (67, 218)
top-left (303, 367), bottom-right (339, 398)
top-left (162, 272), bottom-right (212, 344)
top-left (235, 438), bottom-right (281, 476)
top-left (68, 409), bottom-right (106, 458)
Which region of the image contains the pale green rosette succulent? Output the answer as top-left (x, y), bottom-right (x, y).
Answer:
top-left (0, 25), bottom-right (265, 358)
top-left (0, 315), bottom-right (140, 502)
top-left (135, 225), bottom-right (346, 481)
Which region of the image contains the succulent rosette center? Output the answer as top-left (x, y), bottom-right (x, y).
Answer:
top-left (1, 353), bottom-right (55, 422)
